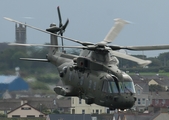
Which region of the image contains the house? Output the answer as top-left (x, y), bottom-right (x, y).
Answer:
top-left (130, 75), bottom-right (151, 111)
top-left (46, 114), bottom-right (92, 120)
top-left (7, 102), bottom-right (45, 118)
top-left (148, 75), bottom-right (169, 90)
top-left (0, 97), bottom-right (71, 115)
top-left (0, 99), bottom-right (20, 115)
top-left (92, 107), bottom-right (169, 120)
top-left (71, 97), bottom-right (108, 114)
top-left (0, 75), bottom-right (29, 92)
top-left (151, 92), bottom-right (169, 107)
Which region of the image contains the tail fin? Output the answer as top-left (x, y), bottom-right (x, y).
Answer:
top-left (46, 23), bottom-right (59, 51)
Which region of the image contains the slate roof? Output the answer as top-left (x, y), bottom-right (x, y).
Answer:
top-left (0, 97), bottom-right (71, 111)
top-left (0, 75), bottom-right (29, 91)
top-left (131, 75), bottom-right (149, 92)
top-left (151, 92), bottom-right (169, 99)
top-left (0, 99), bottom-right (20, 110)
top-left (0, 75), bottom-right (18, 84)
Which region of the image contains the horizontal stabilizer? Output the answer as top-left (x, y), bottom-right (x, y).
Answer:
top-left (20, 58), bottom-right (49, 62)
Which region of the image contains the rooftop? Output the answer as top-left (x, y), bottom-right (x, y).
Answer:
top-left (0, 75), bottom-right (18, 84)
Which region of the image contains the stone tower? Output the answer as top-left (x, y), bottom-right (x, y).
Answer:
top-left (15, 23), bottom-right (26, 43)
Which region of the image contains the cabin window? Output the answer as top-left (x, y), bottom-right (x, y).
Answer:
top-left (69, 72), bottom-right (72, 81)
top-left (80, 76), bottom-right (84, 85)
top-left (102, 81), bottom-right (108, 92)
top-left (89, 80), bottom-right (92, 88)
top-left (93, 82), bottom-right (96, 90)
top-left (102, 80), bottom-right (118, 93)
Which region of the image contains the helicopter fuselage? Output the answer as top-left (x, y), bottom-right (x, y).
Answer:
top-left (48, 49), bottom-right (136, 110)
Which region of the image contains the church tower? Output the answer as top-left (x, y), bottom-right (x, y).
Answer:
top-left (15, 23), bottom-right (26, 43)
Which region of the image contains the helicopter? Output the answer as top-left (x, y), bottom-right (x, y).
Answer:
top-left (4, 7), bottom-right (169, 110)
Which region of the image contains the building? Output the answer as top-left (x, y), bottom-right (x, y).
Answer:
top-left (151, 92), bottom-right (169, 107)
top-left (7, 102), bottom-right (45, 118)
top-left (133, 83), bottom-right (151, 111)
top-left (0, 75), bottom-right (29, 92)
top-left (131, 75), bottom-right (151, 111)
top-left (0, 97), bottom-right (71, 115)
top-left (15, 24), bottom-right (26, 44)
top-left (71, 97), bottom-right (108, 114)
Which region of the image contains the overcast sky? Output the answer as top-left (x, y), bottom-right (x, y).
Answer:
top-left (1, 0), bottom-right (169, 57)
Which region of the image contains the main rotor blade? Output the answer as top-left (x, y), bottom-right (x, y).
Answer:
top-left (57, 6), bottom-right (62, 27)
top-left (4, 17), bottom-right (87, 45)
top-left (20, 58), bottom-right (49, 62)
top-left (124, 44), bottom-right (169, 51)
top-left (109, 44), bottom-right (169, 51)
top-left (110, 50), bottom-right (151, 66)
top-left (62, 19), bottom-right (69, 31)
top-left (8, 43), bottom-right (86, 49)
top-left (102, 18), bottom-right (129, 44)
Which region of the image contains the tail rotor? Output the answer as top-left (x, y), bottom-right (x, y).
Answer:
top-left (46, 6), bottom-right (69, 52)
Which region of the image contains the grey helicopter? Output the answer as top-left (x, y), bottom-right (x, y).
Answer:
top-left (4, 7), bottom-right (169, 110)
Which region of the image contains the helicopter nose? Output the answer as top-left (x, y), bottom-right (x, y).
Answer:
top-left (113, 95), bottom-right (136, 110)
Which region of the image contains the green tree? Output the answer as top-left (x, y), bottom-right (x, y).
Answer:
top-left (149, 84), bottom-right (166, 92)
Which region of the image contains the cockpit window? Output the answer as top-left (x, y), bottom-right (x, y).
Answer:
top-left (102, 80), bottom-right (135, 94)
top-left (123, 82), bottom-right (136, 93)
top-left (102, 81), bottom-right (118, 93)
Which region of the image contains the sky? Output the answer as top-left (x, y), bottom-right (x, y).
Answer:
top-left (1, 0), bottom-right (169, 57)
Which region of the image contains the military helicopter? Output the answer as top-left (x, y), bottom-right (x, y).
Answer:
top-left (4, 7), bottom-right (169, 110)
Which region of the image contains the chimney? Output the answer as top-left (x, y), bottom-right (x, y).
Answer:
top-left (21, 99), bottom-right (28, 105)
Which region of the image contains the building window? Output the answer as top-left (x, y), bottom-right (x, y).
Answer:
top-left (27, 115), bottom-right (35, 117)
top-left (79, 98), bottom-right (82, 104)
top-left (100, 109), bottom-right (102, 114)
top-left (138, 98), bottom-right (141, 104)
top-left (137, 89), bottom-right (140, 95)
top-left (21, 107), bottom-right (31, 110)
top-left (72, 109), bottom-right (75, 114)
top-left (12, 115), bottom-right (20, 118)
top-left (107, 109), bottom-right (110, 114)
top-left (142, 98), bottom-right (145, 105)
top-left (72, 98), bottom-right (74, 104)
top-left (96, 109), bottom-right (99, 114)
top-left (82, 109), bottom-right (85, 114)
top-left (39, 115), bottom-right (43, 117)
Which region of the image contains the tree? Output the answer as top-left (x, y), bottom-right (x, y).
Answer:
top-left (149, 84), bottom-right (166, 92)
